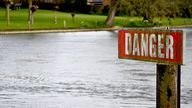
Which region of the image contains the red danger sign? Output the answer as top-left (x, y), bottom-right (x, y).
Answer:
top-left (118, 30), bottom-right (184, 64)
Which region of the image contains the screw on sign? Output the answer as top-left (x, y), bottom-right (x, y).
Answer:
top-left (118, 29), bottom-right (185, 108)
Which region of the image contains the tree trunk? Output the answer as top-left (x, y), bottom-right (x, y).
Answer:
top-left (105, 1), bottom-right (119, 26)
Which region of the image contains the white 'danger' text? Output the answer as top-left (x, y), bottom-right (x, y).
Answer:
top-left (125, 33), bottom-right (174, 59)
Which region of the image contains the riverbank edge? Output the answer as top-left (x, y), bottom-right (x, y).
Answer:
top-left (0, 25), bottom-right (191, 35)
top-left (0, 26), bottom-right (122, 35)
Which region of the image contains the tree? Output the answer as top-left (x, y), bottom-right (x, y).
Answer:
top-left (166, 0), bottom-right (180, 18)
top-left (128, 0), bottom-right (157, 23)
top-left (141, 0), bottom-right (157, 22)
top-left (155, 0), bottom-right (167, 18)
top-left (105, 0), bottom-right (122, 26)
top-left (105, 0), bottom-right (158, 26)
top-left (179, 0), bottom-right (192, 18)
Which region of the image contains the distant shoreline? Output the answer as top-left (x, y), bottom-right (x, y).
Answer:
top-left (0, 25), bottom-right (192, 35)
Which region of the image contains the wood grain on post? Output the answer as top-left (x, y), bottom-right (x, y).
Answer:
top-left (157, 64), bottom-right (180, 108)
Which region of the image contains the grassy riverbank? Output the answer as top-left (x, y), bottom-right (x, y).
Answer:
top-left (0, 8), bottom-right (192, 30)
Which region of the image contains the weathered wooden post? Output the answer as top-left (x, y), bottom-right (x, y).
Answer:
top-left (30, 5), bottom-right (38, 25)
top-left (28, 0), bottom-right (32, 26)
top-left (28, 4), bottom-right (38, 26)
top-left (157, 64), bottom-right (180, 108)
top-left (54, 5), bottom-right (59, 24)
top-left (5, 0), bottom-right (12, 26)
top-left (53, 0), bottom-right (60, 24)
top-left (118, 29), bottom-right (184, 108)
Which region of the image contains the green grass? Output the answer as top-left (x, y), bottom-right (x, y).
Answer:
top-left (0, 7), bottom-right (192, 30)
top-left (0, 8), bottom-right (108, 30)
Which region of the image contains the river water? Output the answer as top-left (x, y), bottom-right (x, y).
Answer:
top-left (0, 29), bottom-right (191, 108)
